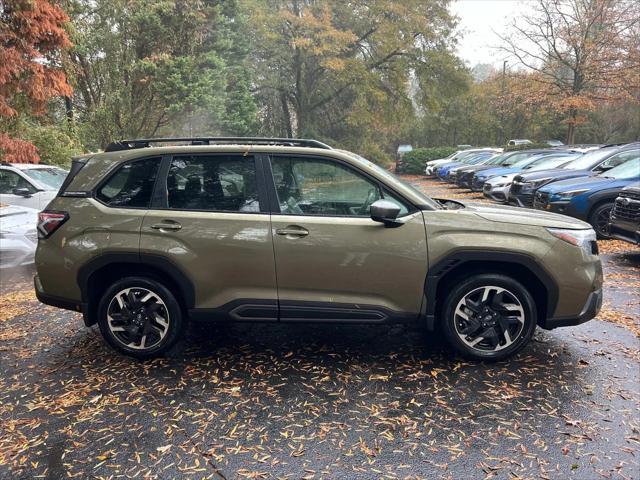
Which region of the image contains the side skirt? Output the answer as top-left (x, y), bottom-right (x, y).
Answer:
top-left (189, 299), bottom-right (418, 324)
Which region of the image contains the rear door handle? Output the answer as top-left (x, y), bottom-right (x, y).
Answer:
top-left (151, 221), bottom-right (182, 231)
top-left (276, 226), bottom-right (309, 237)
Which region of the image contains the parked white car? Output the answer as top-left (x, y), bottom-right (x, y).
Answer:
top-left (0, 163), bottom-right (68, 210)
top-left (0, 204), bottom-right (39, 269)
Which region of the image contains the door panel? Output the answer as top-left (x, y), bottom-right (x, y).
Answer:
top-left (140, 153), bottom-right (277, 315)
top-left (271, 212), bottom-right (428, 317)
top-left (140, 210), bottom-right (276, 311)
top-left (266, 153), bottom-right (428, 318)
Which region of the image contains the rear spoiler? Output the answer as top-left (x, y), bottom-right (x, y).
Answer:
top-left (58, 155), bottom-right (93, 197)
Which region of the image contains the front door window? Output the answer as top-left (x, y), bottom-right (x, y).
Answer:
top-left (270, 156), bottom-right (408, 216)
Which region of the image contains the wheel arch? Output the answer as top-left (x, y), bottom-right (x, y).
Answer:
top-left (424, 250), bottom-right (557, 330)
top-left (586, 192), bottom-right (617, 219)
top-left (78, 253), bottom-right (195, 326)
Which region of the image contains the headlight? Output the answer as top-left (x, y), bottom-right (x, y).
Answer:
top-left (547, 228), bottom-right (597, 254)
top-left (493, 182), bottom-right (511, 187)
top-left (554, 189), bottom-right (588, 201)
top-left (520, 178), bottom-right (551, 191)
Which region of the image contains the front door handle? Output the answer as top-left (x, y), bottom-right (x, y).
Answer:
top-left (151, 221), bottom-right (182, 231)
top-left (276, 226), bottom-right (309, 237)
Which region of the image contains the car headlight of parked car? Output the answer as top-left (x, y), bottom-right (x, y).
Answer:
top-left (547, 228), bottom-right (597, 255)
top-left (553, 189), bottom-right (589, 201)
top-left (520, 178), bottom-right (552, 191)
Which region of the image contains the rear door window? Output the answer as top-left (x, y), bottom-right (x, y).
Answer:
top-left (96, 157), bottom-right (160, 208)
top-left (166, 155), bottom-right (260, 212)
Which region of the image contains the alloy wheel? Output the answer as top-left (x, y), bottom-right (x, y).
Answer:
top-left (593, 205), bottom-right (612, 238)
top-left (453, 286), bottom-right (525, 352)
top-left (106, 287), bottom-right (170, 350)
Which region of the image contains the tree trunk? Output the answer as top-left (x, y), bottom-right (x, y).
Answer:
top-left (64, 96), bottom-right (73, 125)
top-left (280, 92), bottom-right (293, 138)
top-left (566, 107), bottom-right (577, 145)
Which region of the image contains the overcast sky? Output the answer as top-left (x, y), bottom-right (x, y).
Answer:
top-left (451, 0), bottom-right (536, 68)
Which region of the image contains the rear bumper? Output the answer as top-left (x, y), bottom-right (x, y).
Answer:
top-left (540, 288), bottom-right (602, 329)
top-left (34, 275), bottom-right (90, 324)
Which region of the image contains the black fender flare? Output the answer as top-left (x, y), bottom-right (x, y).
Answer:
top-left (77, 253), bottom-right (196, 308)
top-left (424, 249), bottom-right (558, 330)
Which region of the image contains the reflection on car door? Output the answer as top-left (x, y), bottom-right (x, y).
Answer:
top-left (268, 155), bottom-right (428, 322)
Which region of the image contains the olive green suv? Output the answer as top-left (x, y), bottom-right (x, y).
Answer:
top-left (35, 137), bottom-right (603, 361)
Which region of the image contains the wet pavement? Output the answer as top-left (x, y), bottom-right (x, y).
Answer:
top-left (0, 179), bottom-right (639, 480)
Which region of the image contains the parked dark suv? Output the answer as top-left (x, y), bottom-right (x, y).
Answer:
top-left (35, 137), bottom-right (603, 361)
top-left (609, 182), bottom-right (640, 245)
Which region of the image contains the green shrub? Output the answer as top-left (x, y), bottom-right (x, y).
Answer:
top-left (504, 143), bottom-right (550, 152)
top-left (24, 122), bottom-right (83, 167)
top-left (396, 146), bottom-right (457, 174)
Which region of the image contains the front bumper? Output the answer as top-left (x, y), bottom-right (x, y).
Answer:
top-left (483, 183), bottom-right (510, 203)
top-left (0, 234), bottom-right (37, 269)
top-left (609, 222), bottom-right (640, 245)
top-left (508, 184), bottom-right (536, 207)
top-left (541, 288), bottom-right (603, 329)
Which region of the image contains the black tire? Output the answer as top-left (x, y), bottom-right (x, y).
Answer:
top-left (97, 276), bottom-right (184, 359)
top-left (589, 202), bottom-right (613, 239)
top-left (440, 273), bottom-right (537, 361)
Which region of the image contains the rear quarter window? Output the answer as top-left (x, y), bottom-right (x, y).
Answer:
top-left (96, 157), bottom-right (160, 208)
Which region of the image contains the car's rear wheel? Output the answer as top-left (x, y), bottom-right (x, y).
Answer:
top-left (589, 202), bottom-right (613, 239)
top-left (440, 274), bottom-right (537, 361)
top-left (97, 277), bottom-right (184, 359)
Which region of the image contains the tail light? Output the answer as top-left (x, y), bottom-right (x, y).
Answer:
top-left (37, 211), bottom-right (69, 239)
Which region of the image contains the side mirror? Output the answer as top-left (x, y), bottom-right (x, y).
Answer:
top-left (13, 187), bottom-right (33, 197)
top-left (370, 199), bottom-right (402, 227)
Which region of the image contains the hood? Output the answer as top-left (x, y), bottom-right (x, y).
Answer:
top-left (458, 164), bottom-right (497, 174)
top-left (515, 168), bottom-right (592, 183)
top-left (426, 159), bottom-right (453, 167)
top-left (538, 175), bottom-right (629, 194)
top-left (476, 166), bottom-right (521, 179)
top-left (485, 172), bottom-right (519, 185)
top-left (621, 182), bottom-right (640, 193)
top-left (463, 202), bottom-right (592, 229)
top-left (0, 205), bottom-right (39, 233)
top-left (439, 161), bottom-right (464, 170)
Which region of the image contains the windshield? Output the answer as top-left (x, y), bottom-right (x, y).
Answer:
top-left (600, 157), bottom-right (640, 179)
top-left (524, 154), bottom-right (581, 171)
top-left (510, 153), bottom-right (547, 168)
top-left (486, 153), bottom-right (509, 165)
top-left (22, 167), bottom-right (68, 189)
top-left (564, 147), bottom-right (620, 170)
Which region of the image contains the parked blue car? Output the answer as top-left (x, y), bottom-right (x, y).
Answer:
top-left (533, 155), bottom-right (640, 238)
top-left (470, 151), bottom-right (573, 192)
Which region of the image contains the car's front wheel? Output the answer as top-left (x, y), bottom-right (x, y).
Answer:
top-left (440, 274), bottom-right (537, 361)
top-left (589, 202), bottom-right (613, 239)
top-left (97, 277), bottom-right (184, 359)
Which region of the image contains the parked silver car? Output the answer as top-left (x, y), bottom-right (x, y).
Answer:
top-left (0, 204), bottom-right (39, 269)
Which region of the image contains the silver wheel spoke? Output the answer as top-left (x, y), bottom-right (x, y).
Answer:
top-left (107, 287), bottom-right (170, 351)
top-left (454, 285), bottom-right (525, 353)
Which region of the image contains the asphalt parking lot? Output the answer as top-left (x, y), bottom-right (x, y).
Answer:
top-left (1, 178), bottom-right (639, 480)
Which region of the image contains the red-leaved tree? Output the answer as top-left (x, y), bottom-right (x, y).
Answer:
top-left (0, 0), bottom-right (72, 163)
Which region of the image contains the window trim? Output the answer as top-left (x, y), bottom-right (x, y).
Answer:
top-left (265, 153), bottom-right (417, 218)
top-left (93, 156), bottom-right (163, 210)
top-left (148, 152), bottom-right (269, 215)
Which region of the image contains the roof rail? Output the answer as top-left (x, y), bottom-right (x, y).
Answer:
top-left (104, 137), bottom-right (333, 152)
